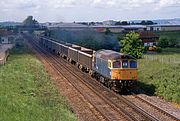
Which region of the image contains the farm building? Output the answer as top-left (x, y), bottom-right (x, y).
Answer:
top-left (0, 29), bottom-right (15, 44)
top-left (122, 25), bottom-right (146, 32)
top-left (139, 31), bottom-right (159, 46)
top-left (92, 26), bottom-right (124, 33)
top-left (147, 24), bottom-right (180, 31)
top-left (92, 25), bottom-right (146, 33)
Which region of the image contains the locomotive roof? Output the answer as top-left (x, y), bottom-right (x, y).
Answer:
top-left (96, 50), bottom-right (136, 60)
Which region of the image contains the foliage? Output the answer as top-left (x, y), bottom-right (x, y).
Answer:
top-left (156, 31), bottom-right (180, 48)
top-left (156, 47), bottom-right (162, 53)
top-left (78, 36), bottom-right (101, 50)
top-left (0, 43), bottom-right (77, 121)
top-left (157, 37), bottom-right (169, 48)
top-left (105, 28), bottom-right (111, 35)
top-left (157, 36), bottom-right (178, 48)
top-left (119, 32), bottom-right (144, 58)
top-left (49, 29), bottom-right (120, 51)
top-left (115, 21), bottom-right (130, 25)
top-left (23, 16), bottom-right (39, 27)
top-left (168, 39), bottom-right (178, 47)
top-left (138, 54), bottom-right (180, 104)
top-left (140, 20), bottom-right (155, 25)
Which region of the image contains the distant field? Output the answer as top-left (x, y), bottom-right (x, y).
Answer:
top-left (0, 42), bottom-right (77, 121)
top-left (138, 52), bottom-right (180, 104)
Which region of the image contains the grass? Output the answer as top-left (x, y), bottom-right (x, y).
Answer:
top-left (162, 48), bottom-right (180, 54)
top-left (0, 42), bottom-right (77, 121)
top-left (138, 52), bottom-right (180, 104)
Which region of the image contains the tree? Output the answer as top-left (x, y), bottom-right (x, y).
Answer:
top-left (89, 22), bottom-right (95, 26)
top-left (141, 20), bottom-right (146, 25)
top-left (146, 20), bottom-right (154, 25)
top-left (140, 20), bottom-right (155, 25)
top-left (105, 28), bottom-right (111, 35)
top-left (115, 21), bottom-right (121, 25)
top-left (23, 16), bottom-right (39, 27)
top-left (168, 38), bottom-right (178, 47)
top-left (121, 21), bottom-right (129, 25)
top-left (157, 37), bottom-right (169, 48)
top-left (119, 32), bottom-right (144, 58)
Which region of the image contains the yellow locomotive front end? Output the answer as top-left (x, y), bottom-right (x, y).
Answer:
top-left (109, 60), bottom-right (137, 81)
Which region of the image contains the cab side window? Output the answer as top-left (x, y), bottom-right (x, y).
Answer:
top-left (122, 60), bottom-right (128, 68)
top-left (113, 61), bottom-right (121, 68)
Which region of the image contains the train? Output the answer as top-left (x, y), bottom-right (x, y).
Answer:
top-left (39, 36), bottom-right (137, 92)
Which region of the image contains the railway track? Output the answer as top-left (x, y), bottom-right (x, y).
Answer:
top-left (128, 90), bottom-right (179, 121)
top-left (24, 34), bottom-right (176, 121)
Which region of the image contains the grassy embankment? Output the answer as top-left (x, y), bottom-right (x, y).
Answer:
top-left (138, 48), bottom-right (180, 104)
top-left (0, 41), bottom-right (77, 121)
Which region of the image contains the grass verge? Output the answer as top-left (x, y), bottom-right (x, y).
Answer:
top-left (138, 54), bottom-right (180, 104)
top-left (0, 42), bottom-right (77, 121)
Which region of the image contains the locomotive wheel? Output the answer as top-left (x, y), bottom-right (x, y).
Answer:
top-left (89, 70), bottom-right (93, 76)
top-left (79, 65), bottom-right (83, 70)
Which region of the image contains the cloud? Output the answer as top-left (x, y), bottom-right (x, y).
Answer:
top-left (159, 0), bottom-right (180, 7)
top-left (47, 0), bottom-right (77, 8)
top-left (92, 0), bottom-right (180, 9)
top-left (0, 0), bottom-right (179, 22)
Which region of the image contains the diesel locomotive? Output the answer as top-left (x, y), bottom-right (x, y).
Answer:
top-left (39, 36), bottom-right (137, 92)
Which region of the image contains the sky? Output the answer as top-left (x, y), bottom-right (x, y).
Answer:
top-left (0, 0), bottom-right (180, 22)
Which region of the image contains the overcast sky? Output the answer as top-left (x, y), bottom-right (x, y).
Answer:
top-left (0, 0), bottom-right (180, 22)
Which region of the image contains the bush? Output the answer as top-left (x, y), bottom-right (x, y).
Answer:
top-left (157, 33), bottom-right (179, 48)
top-left (157, 37), bottom-right (169, 48)
top-left (168, 39), bottom-right (178, 47)
top-left (156, 47), bottom-right (162, 53)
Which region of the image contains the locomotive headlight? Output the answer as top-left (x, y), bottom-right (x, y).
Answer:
top-left (123, 62), bottom-right (128, 66)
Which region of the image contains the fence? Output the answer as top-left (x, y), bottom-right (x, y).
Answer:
top-left (143, 55), bottom-right (180, 64)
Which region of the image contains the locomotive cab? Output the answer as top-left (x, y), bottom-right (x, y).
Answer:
top-left (108, 59), bottom-right (137, 80)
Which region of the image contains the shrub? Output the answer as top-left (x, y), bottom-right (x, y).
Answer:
top-left (156, 47), bottom-right (162, 53)
top-left (157, 37), bottom-right (169, 48)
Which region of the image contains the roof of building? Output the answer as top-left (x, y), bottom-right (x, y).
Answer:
top-left (122, 25), bottom-right (146, 29)
top-left (0, 29), bottom-right (14, 36)
top-left (147, 24), bottom-right (180, 27)
top-left (139, 31), bottom-right (159, 38)
top-left (139, 31), bottom-right (159, 43)
top-left (47, 23), bottom-right (89, 28)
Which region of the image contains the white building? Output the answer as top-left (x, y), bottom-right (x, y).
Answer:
top-left (1, 37), bottom-right (9, 44)
top-left (0, 29), bottom-right (15, 44)
top-left (147, 24), bottom-right (180, 31)
top-left (103, 20), bottom-right (117, 26)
